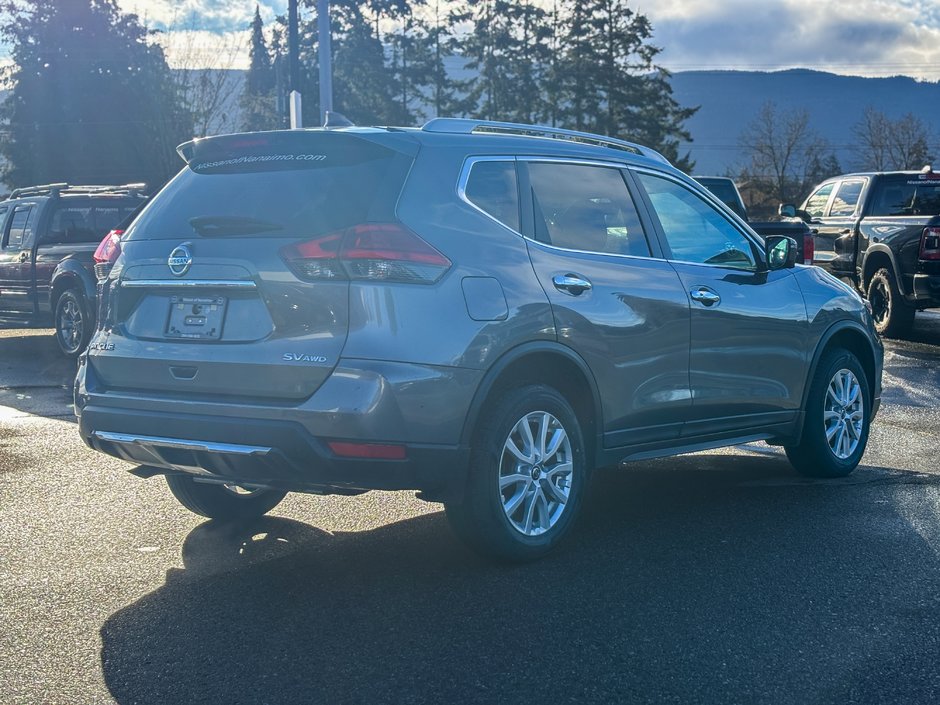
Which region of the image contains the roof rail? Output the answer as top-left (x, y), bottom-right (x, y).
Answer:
top-left (9, 182), bottom-right (147, 199)
top-left (422, 118), bottom-right (669, 164)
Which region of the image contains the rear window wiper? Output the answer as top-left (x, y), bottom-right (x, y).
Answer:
top-left (189, 216), bottom-right (284, 236)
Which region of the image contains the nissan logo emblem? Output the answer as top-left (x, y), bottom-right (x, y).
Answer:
top-left (168, 243), bottom-right (193, 277)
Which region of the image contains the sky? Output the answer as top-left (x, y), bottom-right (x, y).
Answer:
top-left (117, 0), bottom-right (940, 80)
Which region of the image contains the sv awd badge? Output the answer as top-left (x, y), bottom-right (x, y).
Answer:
top-left (283, 353), bottom-right (328, 363)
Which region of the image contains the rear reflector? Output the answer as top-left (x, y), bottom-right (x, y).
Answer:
top-left (281, 223), bottom-right (450, 284)
top-left (920, 227), bottom-right (940, 261)
top-left (327, 441), bottom-right (408, 460)
top-left (803, 231), bottom-right (815, 265)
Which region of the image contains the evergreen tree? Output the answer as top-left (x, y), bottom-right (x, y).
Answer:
top-left (0, 0), bottom-right (192, 189)
top-left (240, 5), bottom-right (277, 131)
top-left (556, 0), bottom-right (696, 170)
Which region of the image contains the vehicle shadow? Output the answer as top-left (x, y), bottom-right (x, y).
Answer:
top-left (99, 453), bottom-right (940, 704)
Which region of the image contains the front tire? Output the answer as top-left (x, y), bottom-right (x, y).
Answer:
top-left (54, 288), bottom-right (92, 357)
top-left (867, 267), bottom-right (914, 338)
top-left (165, 475), bottom-right (287, 521)
top-left (785, 348), bottom-right (871, 478)
top-left (445, 384), bottom-right (589, 562)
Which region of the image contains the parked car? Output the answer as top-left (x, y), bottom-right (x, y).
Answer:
top-left (76, 120), bottom-right (883, 561)
top-left (784, 168), bottom-right (940, 337)
top-left (694, 176), bottom-right (815, 264)
top-left (0, 183), bottom-right (147, 355)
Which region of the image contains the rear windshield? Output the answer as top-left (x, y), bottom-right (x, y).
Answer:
top-left (125, 134), bottom-right (411, 241)
top-left (869, 175), bottom-right (940, 217)
top-left (47, 198), bottom-right (144, 244)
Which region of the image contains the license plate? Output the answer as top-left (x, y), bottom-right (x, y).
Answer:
top-left (165, 296), bottom-right (227, 340)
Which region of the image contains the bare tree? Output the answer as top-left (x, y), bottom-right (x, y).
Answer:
top-left (161, 17), bottom-right (245, 138)
top-left (853, 107), bottom-right (932, 172)
top-left (738, 101), bottom-right (838, 209)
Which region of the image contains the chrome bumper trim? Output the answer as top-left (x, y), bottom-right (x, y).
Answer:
top-left (120, 279), bottom-right (257, 290)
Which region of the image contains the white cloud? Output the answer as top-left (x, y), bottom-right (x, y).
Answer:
top-left (646, 0), bottom-right (940, 80)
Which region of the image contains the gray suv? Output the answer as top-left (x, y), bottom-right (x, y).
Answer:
top-left (76, 119), bottom-right (883, 561)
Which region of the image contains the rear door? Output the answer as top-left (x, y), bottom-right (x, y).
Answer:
top-left (633, 170), bottom-right (809, 435)
top-left (91, 131), bottom-right (416, 402)
top-left (0, 204), bottom-right (38, 315)
top-left (519, 159), bottom-right (692, 447)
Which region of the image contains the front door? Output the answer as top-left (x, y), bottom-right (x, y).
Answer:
top-left (634, 171), bottom-right (810, 436)
top-left (521, 160), bottom-right (692, 448)
top-left (0, 204), bottom-right (37, 315)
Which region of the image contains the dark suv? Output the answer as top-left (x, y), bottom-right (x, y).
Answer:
top-left (0, 183), bottom-right (147, 355)
top-left (77, 120), bottom-right (883, 560)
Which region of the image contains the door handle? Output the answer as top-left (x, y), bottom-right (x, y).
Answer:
top-left (18, 251), bottom-right (29, 263)
top-left (690, 287), bottom-right (721, 306)
top-left (552, 273), bottom-right (592, 296)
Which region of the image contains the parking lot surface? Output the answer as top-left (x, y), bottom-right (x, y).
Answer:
top-left (1, 315), bottom-right (940, 704)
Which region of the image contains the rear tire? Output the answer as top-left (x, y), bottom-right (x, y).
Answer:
top-left (785, 348), bottom-right (871, 478)
top-left (867, 267), bottom-right (914, 338)
top-left (54, 287), bottom-right (92, 357)
top-left (165, 475), bottom-right (287, 521)
top-left (445, 384), bottom-right (589, 562)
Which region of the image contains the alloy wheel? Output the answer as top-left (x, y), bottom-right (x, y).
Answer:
top-left (58, 298), bottom-right (83, 354)
top-left (824, 368), bottom-right (864, 460)
top-left (498, 411), bottom-right (573, 536)
top-left (869, 278), bottom-right (889, 327)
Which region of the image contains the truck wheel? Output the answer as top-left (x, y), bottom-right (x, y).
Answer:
top-left (785, 348), bottom-right (871, 478)
top-left (165, 475), bottom-right (287, 521)
top-left (867, 267), bottom-right (914, 338)
top-left (54, 288), bottom-right (92, 357)
top-left (445, 384), bottom-right (588, 562)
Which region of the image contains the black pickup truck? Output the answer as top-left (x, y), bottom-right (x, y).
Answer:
top-left (785, 169), bottom-right (940, 337)
top-left (694, 177), bottom-right (814, 264)
top-left (0, 183), bottom-right (147, 355)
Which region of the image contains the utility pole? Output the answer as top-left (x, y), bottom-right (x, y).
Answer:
top-left (288, 0), bottom-right (302, 128)
top-left (318, 0), bottom-right (333, 125)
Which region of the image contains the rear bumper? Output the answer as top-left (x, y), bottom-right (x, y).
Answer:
top-left (911, 273), bottom-right (940, 306)
top-left (79, 404), bottom-right (469, 501)
top-left (76, 356), bottom-right (480, 502)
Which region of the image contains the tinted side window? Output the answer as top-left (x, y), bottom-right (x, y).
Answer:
top-left (870, 177), bottom-right (940, 217)
top-left (528, 162), bottom-right (650, 257)
top-left (46, 202), bottom-right (140, 244)
top-left (463, 160), bottom-right (520, 232)
top-left (804, 183), bottom-right (835, 218)
top-left (637, 173), bottom-right (756, 270)
top-left (48, 206), bottom-right (96, 243)
top-left (829, 179), bottom-right (865, 217)
top-left (5, 206), bottom-right (34, 249)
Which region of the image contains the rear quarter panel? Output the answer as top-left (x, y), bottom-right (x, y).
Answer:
top-left (341, 145), bottom-right (556, 371)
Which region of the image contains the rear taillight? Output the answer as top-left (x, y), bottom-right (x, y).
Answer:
top-left (94, 229), bottom-right (123, 266)
top-left (281, 223), bottom-right (451, 284)
top-left (920, 227), bottom-right (940, 261)
top-left (803, 231), bottom-right (815, 265)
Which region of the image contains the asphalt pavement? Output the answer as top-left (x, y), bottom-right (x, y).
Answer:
top-left (1, 315), bottom-right (939, 704)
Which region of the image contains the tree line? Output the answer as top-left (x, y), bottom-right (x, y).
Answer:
top-left (241, 0), bottom-right (696, 170)
top-left (0, 0), bottom-right (697, 189)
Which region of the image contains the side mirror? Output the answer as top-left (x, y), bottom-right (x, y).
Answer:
top-left (778, 203), bottom-right (797, 218)
top-left (766, 235), bottom-right (798, 270)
